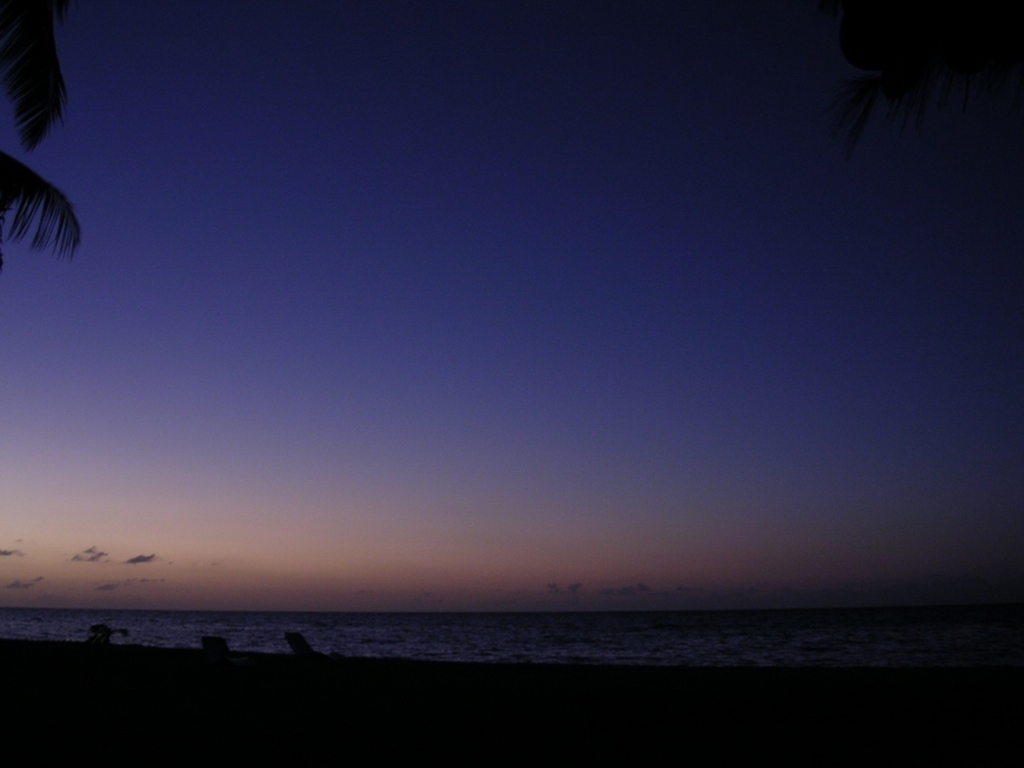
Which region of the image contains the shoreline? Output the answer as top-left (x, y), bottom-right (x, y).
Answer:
top-left (3, 638), bottom-right (1021, 761)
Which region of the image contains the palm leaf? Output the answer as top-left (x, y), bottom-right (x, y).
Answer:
top-left (0, 149), bottom-right (80, 269)
top-left (828, 75), bottom-right (885, 158)
top-left (819, 3), bottom-right (1024, 153)
top-left (0, 0), bottom-right (73, 150)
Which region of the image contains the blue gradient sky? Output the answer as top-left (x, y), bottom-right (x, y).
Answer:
top-left (2, 2), bottom-right (1022, 610)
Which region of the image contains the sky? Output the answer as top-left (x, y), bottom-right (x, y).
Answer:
top-left (1, 1), bottom-right (1022, 612)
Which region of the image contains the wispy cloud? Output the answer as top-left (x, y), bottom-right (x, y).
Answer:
top-left (71, 546), bottom-right (109, 563)
top-left (0, 549), bottom-right (24, 557)
top-left (5, 577), bottom-right (43, 589)
top-left (600, 583), bottom-right (652, 597)
top-left (544, 585), bottom-right (585, 606)
top-left (95, 578), bottom-right (166, 592)
top-left (546, 582), bottom-right (583, 596)
top-left (125, 554), bottom-right (157, 565)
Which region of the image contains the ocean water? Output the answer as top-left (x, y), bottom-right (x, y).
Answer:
top-left (0, 604), bottom-right (1021, 666)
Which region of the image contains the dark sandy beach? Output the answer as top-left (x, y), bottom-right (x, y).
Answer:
top-left (2, 639), bottom-right (1020, 764)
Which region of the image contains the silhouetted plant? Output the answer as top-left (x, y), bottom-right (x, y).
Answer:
top-left (0, 0), bottom-right (80, 270)
top-left (819, 1), bottom-right (1024, 154)
top-left (86, 623), bottom-right (129, 644)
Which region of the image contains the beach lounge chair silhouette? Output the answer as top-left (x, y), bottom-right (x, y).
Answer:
top-left (201, 635), bottom-right (252, 666)
top-left (285, 632), bottom-right (326, 658)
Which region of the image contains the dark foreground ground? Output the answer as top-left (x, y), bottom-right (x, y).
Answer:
top-left (1, 640), bottom-right (1021, 764)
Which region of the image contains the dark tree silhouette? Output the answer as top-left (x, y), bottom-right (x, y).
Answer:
top-left (820, 1), bottom-right (1024, 153)
top-left (0, 0), bottom-right (80, 270)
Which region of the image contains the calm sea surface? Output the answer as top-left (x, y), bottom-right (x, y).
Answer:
top-left (1, 604), bottom-right (1021, 666)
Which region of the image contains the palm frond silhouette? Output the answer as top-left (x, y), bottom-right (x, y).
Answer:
top-left (820, 1), bottom-right (1024, 154)
top-left (0, 0), bottom-right (79, 270)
